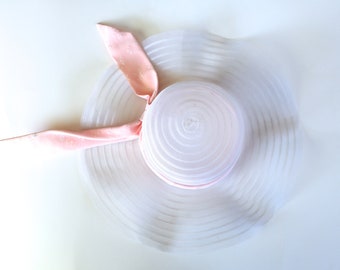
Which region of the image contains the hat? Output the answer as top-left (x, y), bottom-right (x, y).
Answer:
top-left (80, 29), bottom-right (301, 252)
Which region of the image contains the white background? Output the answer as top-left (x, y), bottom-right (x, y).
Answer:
top-left (0, 0), bottom-right (339, 269)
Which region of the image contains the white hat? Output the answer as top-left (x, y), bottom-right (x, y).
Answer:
top-left (80, 30), bottom-right (301, 252)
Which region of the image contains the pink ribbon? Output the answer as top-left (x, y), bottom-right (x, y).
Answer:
top-left (0, 25), bottom-right (158, 151)
top-left (97, 24), bottom-right (158, 104)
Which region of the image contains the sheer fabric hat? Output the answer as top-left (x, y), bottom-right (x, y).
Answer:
top-left (80, 29), bottom-right (300, 252)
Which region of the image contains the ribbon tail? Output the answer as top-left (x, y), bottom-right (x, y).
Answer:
top-left (97, 24), bottom-right (158, 104)
top-left (0, 121), bottom-right (142, 152)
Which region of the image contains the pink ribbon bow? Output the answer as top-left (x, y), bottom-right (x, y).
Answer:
top-left (0, 24), bottom-right (158, 152)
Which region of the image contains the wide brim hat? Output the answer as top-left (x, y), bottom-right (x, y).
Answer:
top-left (80, 30), bottom-right (301, 252)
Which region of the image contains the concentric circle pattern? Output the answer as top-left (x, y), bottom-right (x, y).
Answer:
top-left (141, 81), bottom-right (245, 189)
top-left (80, 30), bottom-right (301, 252)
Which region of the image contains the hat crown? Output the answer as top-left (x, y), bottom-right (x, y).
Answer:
top-left (140, 81), bottom-right (245, 189)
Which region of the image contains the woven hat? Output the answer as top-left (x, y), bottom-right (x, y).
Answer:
top-left (80, 29), bottom-right (300, 252)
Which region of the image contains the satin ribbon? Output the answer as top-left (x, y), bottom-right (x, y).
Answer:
top-left (97, 24), bottom-right (158, 104)
top-left (0, 25), bottom-right (158, 151)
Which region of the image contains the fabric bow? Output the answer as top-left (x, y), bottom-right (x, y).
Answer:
top-left (0, 24), bottom-right (158, 152)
